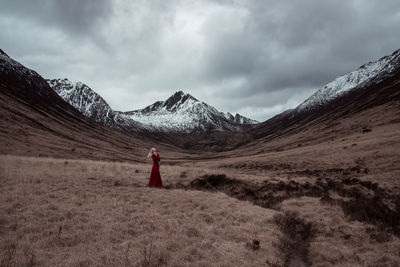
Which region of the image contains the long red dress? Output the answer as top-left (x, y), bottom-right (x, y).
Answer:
top-left (149, 153), bottom-right (162, 188)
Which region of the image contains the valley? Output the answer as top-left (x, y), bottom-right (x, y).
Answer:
top-left (1, 114), bottom-right (399, 266)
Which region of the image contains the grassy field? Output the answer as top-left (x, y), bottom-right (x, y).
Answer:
top-left (1, 153), bottom-right (400, 266)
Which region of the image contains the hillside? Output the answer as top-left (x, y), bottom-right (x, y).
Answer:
top-left (0, 49), bottom-right (174, 161)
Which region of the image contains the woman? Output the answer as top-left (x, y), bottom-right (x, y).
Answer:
top-left (147, 147), bottom-right (163, 188)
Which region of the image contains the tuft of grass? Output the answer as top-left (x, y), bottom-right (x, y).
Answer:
top-left (1, 241), bottom-right (16, 267)
top-left (0, 242), bottom-right (37, 267)
top-left (22, 245), bottom-right (36, 267)
top-left (139, 242), bottom-right (168, 267)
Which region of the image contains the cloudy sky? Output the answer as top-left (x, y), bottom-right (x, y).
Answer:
top-left (1, 0), bottom-right (399, 121)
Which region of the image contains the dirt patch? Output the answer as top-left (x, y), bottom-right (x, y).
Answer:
top-left (186, 174), bottom-right (287, 209)
top-left (175, 174), bottom-right (400, 237)
top-left (321, 191), bottom-right (400, 236)
top-left (285, 166), bottom-right (369, 179)
top-left (270, 212), bottom-right (314, 267)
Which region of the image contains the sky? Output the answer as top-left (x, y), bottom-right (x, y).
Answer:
top-left (1, 0), bottom-right (400, 121)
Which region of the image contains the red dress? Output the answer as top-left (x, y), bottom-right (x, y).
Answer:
top-left (149, 153), bottom-right (162, 187)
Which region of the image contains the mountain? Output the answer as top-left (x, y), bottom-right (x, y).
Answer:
top-left (122, 91), bottom-right (258, 132)
top-left (46, 78), bottom-right (145, 131)
top-left (251, 48), bottom-right (400, 141)
top-left (223, 111), bottom-right (258, 124)
top-left (47, 78), bottom-right (114, 124)
top-left (5, 45), bottom-right (398, 155)
top-left (0, 49), bottom-right (61, 101)
top-left (0, 48), bottom-right (153, 161)
top-left (296, 48), bottom-right (400, 113)
top-left (46, 80), bottom-right (258, 132)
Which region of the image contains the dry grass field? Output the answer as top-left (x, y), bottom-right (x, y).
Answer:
top-left (1, 141), bottom-right (400, 266)
top-left (0, 155), bottom-right (281, 266)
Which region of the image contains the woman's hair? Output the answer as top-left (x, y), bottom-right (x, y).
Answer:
top-left (147, 148), bottom-right (153, 158)
top-left (147, 147), bottom-right (157, 158)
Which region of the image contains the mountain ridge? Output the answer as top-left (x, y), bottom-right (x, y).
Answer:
top-left (46, 79), bottom-right (258, 132)
top-left (2, 46), bottom-right (399, 151)
top-left (295, 48), bottom-right (400, 113)
top-left (122, 90), bottom-right (258, 131)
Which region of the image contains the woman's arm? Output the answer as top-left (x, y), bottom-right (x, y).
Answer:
top-left (152, 151), bottom-right (160, 160)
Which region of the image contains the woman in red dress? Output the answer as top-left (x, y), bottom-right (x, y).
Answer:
top-left (147, 147), bottom-right (163, 188)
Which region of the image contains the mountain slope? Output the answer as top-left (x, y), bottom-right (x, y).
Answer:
top-left (0, 49), bottom-right (159, 161)
top-left (46, 79), bottom-right (258, 132)
top-left (297, 48), bottom-right (400, 112)
top-left (0, 49), bottom-right (64, 103)
top-left (47, 78), bottom-right (114, 124)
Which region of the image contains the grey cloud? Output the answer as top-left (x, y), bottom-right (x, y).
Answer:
top-left (201, 0), bottom-right (400, 98)
top-left (0, 0), bottom-right (113, 35)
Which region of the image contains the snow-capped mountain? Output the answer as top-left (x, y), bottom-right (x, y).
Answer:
top-left (121, 91), bottom-right (258, 132)
top-left (223, 112), bottom-right (258, 124)
top-left (46, 80), bottom-right (258, 132)
top-left (47, 79), bottom-right (116, 126)
top-left (296, 48), bottom-right (400, 112)
top-left (46, 78), bottom-right (144, 131)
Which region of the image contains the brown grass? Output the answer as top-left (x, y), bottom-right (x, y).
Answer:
top-left (280, 197), bottom-right (400, 266)
top-left (2, 150), bottom-right (400, 266)
top-left (0, 155), bottom-right (282, 266)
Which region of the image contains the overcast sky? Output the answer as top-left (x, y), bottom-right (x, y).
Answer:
top-left (1, 0), bottom-right (399, 121)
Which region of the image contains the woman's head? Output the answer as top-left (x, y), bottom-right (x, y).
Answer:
top-left (147, 147), bottom-right (157, 157)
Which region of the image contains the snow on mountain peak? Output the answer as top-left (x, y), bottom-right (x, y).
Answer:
top-left (296, 48), bottom-right (400, 112)
top-left (45, 78), bottom-right (124, 127)
top-left (162, 91), bottom-right (199, 111)
top-left (122, 91), bottom-right (258, 131)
